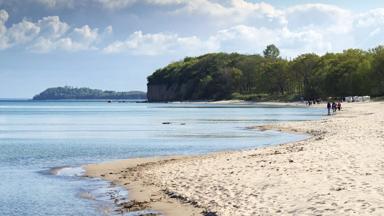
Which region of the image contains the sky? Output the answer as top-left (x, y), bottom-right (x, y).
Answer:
top-left (1, 0), bottom-right (384, 98)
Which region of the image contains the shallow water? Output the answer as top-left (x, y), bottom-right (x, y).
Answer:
top-left (0, 100), bottom-right (324, 215)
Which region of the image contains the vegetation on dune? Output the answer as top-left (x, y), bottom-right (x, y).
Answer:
top-left (147, 45), bottom-right (384, 101)
top-left (33, 86), bottom-right (147, 100)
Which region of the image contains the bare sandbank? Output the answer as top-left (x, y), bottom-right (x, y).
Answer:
top-left (85, 101), bottom-right (384, 215)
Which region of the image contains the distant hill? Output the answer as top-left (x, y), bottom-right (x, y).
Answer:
top-left (33, 86), bottom-right (147, 100)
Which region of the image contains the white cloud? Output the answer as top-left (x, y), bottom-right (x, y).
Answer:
top-left (352, 8), bottom-right (384, 47)
top-left (104, 25), bottom-right (113, 35)
top-left (35, 0), bottom-right (75, 8)
top-left (206, 25), bottom-right (332, 56)
top-left (170, 0), bottom-right (285, 28)
top-left (279, 28), bottom-right (332, 56)
top-left (96, 0), bottom-right (184, 10)
top-left (0, 9), bottom-right (9, 49)
top-left (181, 0), bottom-right (280, 17)
top-left (210, 25), bottom-right (278, 53)
top-left (102, 24), bottom-right (331, 57)
top-left (356, 8), bottom-right (384, 28)
top-left (71, 25), bottom-right (99, 44)
top-left (29, 24), bottom-right (101, 52)
top-left (37, 16), bottom-right (69, 39)
top-left (23, 0), bottom-right (184, 9)
top-left (103, 30), bottom-right (216, 55)
top-left (95, 0), bottom-right (283, 25)
top-left (97, 0), bottom-right (137, 9)
top-left (285, 4), bottom-right (352, 33)
top-left (146, 0), bottom-right (184, 5)
top-left (0, 10), bottom-right (103, 52)
top-left (0, 9), bottom-right (8, 23)
top-left (6, 19), bottom-right (40, 45)
top-left (96, 1), bottom-right (384, 57)
top-left (3, 1), bottom-right (384, 57)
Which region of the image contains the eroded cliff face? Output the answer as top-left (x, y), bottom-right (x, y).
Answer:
top-left (147, 84), bottom-right (179, 102)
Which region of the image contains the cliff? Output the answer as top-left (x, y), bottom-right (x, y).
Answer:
top-left (146, 53), bottom-right (239, 102)
top-left (147, 84), bottom-right (179, 102)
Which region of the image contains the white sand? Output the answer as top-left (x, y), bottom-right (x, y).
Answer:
top-left (86, 102), bottom-right (384, 215)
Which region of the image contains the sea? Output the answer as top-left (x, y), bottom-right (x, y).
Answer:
top-left (0, 100), bottom-right (325, 216)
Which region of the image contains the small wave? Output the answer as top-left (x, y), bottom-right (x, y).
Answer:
top-left (50, 166), bottom-right (136, 215)
top-left (53, 166), bottom-right (85, 177)
top-left (78, 191), bottom-right (96, 200)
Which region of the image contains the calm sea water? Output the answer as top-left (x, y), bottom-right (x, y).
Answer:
top-left (0, 100), bottom-right (324, 216)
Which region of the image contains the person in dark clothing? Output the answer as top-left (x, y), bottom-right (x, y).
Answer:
top-left (327, 102), bottom-right (331, 115)
top-left (332, 102), bottom-right (337, 113)
top-left (337, 102), bottom-right (342, 111)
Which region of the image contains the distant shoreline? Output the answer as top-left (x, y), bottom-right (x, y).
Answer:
top-left (32, 86), bottom-right (147, 101)
top-left (31, 99), bottom-right (147, 102)
top-left (0, 98), bottom-right (147, 102)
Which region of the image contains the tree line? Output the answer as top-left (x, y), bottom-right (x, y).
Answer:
top-left (147, 45), bottom-right (384, 101)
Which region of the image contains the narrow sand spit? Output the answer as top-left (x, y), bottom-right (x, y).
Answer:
top-left (86, 102), bottom-right (384, 215)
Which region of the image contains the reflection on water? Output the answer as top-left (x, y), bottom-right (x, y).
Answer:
top-left (0, 100), bottom-right (324, 215)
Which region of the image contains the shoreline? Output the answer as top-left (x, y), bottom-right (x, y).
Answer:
top-left (85, 101), bottom-right (384, 215)
top-left (161, 100), bottom-right (311, 107)
top-left (85, 156), bottom-right (207, 215)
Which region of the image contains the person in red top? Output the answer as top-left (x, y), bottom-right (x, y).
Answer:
top-left (337, 101), bottom-right (342, 111)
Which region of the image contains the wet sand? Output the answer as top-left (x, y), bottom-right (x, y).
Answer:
top-left (85, 101), bottom-right (384, 215)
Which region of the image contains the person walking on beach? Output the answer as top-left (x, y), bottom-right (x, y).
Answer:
top-left (332, 102), bottom-right (337, 113)
top-left (327, 102), bottom-right (331, 115)
top-left (337, 101), bottom-right (342, 111)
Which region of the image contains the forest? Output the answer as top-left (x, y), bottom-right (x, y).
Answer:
top-left (147, 45), bottom-right (384, 101)
top-left (33, 86), bottom-right (147, 100)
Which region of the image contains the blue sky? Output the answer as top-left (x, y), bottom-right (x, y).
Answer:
top-left (1, 0), bottom-right (384, 98)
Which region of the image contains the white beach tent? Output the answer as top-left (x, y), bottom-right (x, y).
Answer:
top-left (353, 96), bottom-right (363, 102)
top-left (346, 96), bottom-right (370, 102)
top-left (363, 96), bottom-right (371, 102)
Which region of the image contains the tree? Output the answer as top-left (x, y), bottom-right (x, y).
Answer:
top-left (33, 86), bottom-right (146, 100)
top-left (370, 46), bottom-right (384, 96)
top-left (235, 55), bottom-right (264, 93)
top-left (290, 54), bottom-right (320, 98)
top-left (263, 44), bottom-right (280, 59)
top-left (262, 59), bottom-right (288, 95)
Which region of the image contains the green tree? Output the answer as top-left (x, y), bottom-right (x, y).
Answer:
top-left (290, 54), bottom-right (320, 99)
top-left (259, 59), bottom-right (288, 95)
top-left (235, 55), bottom-right (264, 93)
top-left (263, 44), bottom-right (280, 59)
top-left (370, 46), bottom-right (384, 96)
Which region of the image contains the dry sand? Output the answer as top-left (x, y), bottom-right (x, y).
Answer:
top-left (85, 101), bottom-right (384, 215)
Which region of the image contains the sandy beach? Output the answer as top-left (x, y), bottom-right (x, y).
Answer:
top-left (85, 101), bottom-right (384, 215)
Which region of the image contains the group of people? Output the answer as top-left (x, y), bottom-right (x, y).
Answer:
top-left (302, 97), bottom-right (343, 115)
top-left (327, 101), bottom-right (342, 115)
top-left (305, 98), bottom-right (322, 106)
